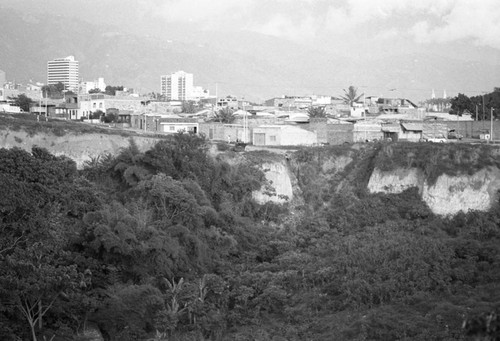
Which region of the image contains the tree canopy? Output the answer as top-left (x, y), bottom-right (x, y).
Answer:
top-left (105, 85), bottom-right (124, 96)
top-left (1, 136), bottom-right (500, 340)
top-left (8, 93), bottom-right (33, 112)
top-left (450, 88), bottom-right (500, 119)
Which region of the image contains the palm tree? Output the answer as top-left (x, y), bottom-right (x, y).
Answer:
top-left (213, 107), bottom-right (235, 123)
top-left (307, 106), bottom-right (327, 118)
top-left (340, 86), bottom-right (363, 107)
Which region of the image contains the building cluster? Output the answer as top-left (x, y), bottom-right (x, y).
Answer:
top-left (1, 55), bottom-right (479, 146)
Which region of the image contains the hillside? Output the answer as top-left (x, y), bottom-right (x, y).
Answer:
top-left (1, 121), bottom-right (500, 340)
top-left (0, 113), bottom-right (164, 167)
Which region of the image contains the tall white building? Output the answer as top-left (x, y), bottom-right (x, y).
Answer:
top-left (0, 69), bottom-right (6, 88)
top-left (160, 71), bottom-right (195, 101)
top-left (47, 56), bottom-right (79, 92)
top-left (80, 77), bottom-right (106, 94)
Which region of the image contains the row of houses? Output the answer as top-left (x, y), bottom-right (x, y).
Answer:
top-left (116, 108), bottom-right (495, 147)
top-left (10, 89), bottom-right (496, 146)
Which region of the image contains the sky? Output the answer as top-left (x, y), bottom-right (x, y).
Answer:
top-left (2, 0), bottom-right (499, 101)
top-left (144, 0), bottom-right (500, 50)
top-left (6, 0), bottom-right (499, 50)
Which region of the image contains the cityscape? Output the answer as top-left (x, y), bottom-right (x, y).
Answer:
top-left (0, 52), bottom-right (498, 146)
top-left (1, 1), bottom-right (500, 341)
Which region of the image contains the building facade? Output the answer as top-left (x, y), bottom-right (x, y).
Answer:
top-left (160, 71), bottom-right (194, 101)
top-left (47, 56), bottom-right (79, 92)
top-left (0, 69), bottom-right (5, 89)
top-left (80, 77), bottom-right (106, 94)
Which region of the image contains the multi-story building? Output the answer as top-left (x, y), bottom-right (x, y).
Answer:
top-left (0, 69), bottom-right (6, 88)
top-left (78, 93), bottom-right (149, 119)
top-left (80, 77), bottom-right (106, 94)
top-left (47, 56), bottom-right (79, 92)
top-left (160, 71), bottom-right (194, 101)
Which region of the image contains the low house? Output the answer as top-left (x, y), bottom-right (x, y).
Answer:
top-left (400, 122), bottom-right (423, 141)
top-left (54, 94), bottom-right (80, 120)
top-left (381, 122), bottom-right (401, 141)
top-left (198, 122), bottom-right (251, 143)
top-left (160, 117), bottom-right (199, 134)
top-left (253, 125), bottom-right (317, 146)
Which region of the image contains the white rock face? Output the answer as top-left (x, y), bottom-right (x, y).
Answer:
top-left (253, 162), bottom-right (294, 204)
top-left (422, 168), bottom-right (500, 215)
top-left (368, 167), bottom-right (500, 215)
top-left (368, 168), bottom-right (423, 194)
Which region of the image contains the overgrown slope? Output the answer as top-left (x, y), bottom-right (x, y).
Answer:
top-left (2, 128), bottom-right (500, 340)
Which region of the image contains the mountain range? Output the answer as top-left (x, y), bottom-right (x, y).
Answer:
top-left (1, 4), bottom-right (499, 103)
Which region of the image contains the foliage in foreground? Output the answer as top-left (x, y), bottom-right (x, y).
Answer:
top-left (0, 136), bottom-right (500, 341)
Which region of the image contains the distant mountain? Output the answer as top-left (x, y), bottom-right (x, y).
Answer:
top-left (1, 7), bottom-right (498, 103)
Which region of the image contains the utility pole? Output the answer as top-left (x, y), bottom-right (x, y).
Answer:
top-left (482, 94), bottom-right (485, 129)
top-left (491, 107), bottom-right (494, 142)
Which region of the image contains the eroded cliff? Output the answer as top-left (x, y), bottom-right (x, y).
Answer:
top-left (368, 167), bottom-right (500, 215)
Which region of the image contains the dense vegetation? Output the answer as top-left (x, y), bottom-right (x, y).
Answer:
top-left (1, 136), bottom-right (500, 341)
top-left (374, 142), bottom-right (500, 185)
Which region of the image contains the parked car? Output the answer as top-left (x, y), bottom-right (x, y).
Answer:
top-left (447, 129), bottom-right (463, 140)
top-left (426, 135), bottom-right (447, 143)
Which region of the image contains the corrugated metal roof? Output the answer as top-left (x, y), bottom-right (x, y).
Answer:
top-left (381, 124), bottom-right (400, 132)
top-left (401, 122), bottom-right (423, 131)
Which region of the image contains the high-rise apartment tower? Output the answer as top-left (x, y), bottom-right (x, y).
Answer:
top-left (47, 56), bottom-right (79, 92)
top-left (160, 71), bottom-right (194, 101)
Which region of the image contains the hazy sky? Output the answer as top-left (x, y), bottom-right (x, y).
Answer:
top-left (144, 0), bottom-right (500, 50)
top-left (2, 0), bottom-right (499, 100)
top-left (6, 0), bottom-right (500, 50)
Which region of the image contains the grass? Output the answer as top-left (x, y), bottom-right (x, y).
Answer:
top-left (0, 113), bottom-right (146, 138)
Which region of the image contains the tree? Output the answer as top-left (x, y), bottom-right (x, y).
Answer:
top-left (340, 86), bottom-right (363, 107)
top-left (42, 82), bottom-right (65, 99)
top-left (88, 88), bottom-right (101, 94)
top-left (307, 106), bottom-right (327, 118)
top-left (8, 94), bottom-right (33, 112)
top-left (103, 111), bottom-right (118, 123)
top-left (90, 110), bottom-right (104, 120)
top-left (181, 101), bottom-right (201, 114)
top-left (213, 107), bottom-right (235, 123)
top-left (105, 85), bottom-right (124, 96)
top-left (0, 147), bottom-right (86, 341)
top-left (450, 93), bottom-right (474, 116)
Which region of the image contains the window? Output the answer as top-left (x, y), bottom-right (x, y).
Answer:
top-left (93, 103), bottom-right (96, 109)
top-left (169, 126), bottom-right (175, 131)
top-left (99, 103), bottom-right (103, 109)
top-left (270, 135), bottom-right (276, 142)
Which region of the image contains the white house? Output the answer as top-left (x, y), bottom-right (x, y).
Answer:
top-left (253, 125), bottom-right (317, 146)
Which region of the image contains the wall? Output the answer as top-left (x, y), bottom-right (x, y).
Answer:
top-left (443, 121), bottom-right (500, 139)
top-left (280, 126), bottom-right (317, 146)
top-left (326, 124), bottom-right (354, 145)
top-left (353, 122), bottom-right (383, 142)
top-left (253, 126), bottom-right (282, 146)
top-left (199, 122), bottom-right (226, 141)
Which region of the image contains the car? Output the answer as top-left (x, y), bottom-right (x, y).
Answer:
top-left (447, 129), bottom-right (463, 140)
top-left (426, 136), bottom-right (447, 143)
